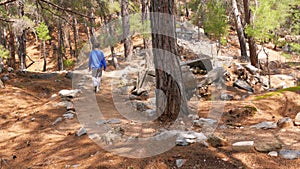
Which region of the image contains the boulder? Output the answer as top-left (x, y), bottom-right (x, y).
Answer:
top-left (193, 118), bottom-right (217, 128)
top-left (59, 89), bottom-right (81, 98)
top-left (250, 121), bottom-right (277, 129)
top-left (198, 67), bottom-right (226, 87)
top-left (207, 135), bottom-right (228, 147)
top-left (277, 117), bottom-right (294, 128)
top-left (254, 142), bottom-right (282, 152)
top-left (220, 93), bottom-right (234, 101)
top-left (279, 149), bottom-right (300, 160)
top-left (76, 127), bottom-right (87, 137)
top-left (232, 141), bottom-right (254, 152)
top-left (244, 63), bottom-right (259, 75)
top-left (233, 79), bottom-right (254, 93)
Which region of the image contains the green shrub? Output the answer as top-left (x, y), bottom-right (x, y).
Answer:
top-left (0, 45), bottom-right (10, 59)
top-left (63, 59), bottom-right (75, 68)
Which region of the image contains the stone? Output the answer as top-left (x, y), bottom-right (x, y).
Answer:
top-left (176, 159), bottom-right (187, 168)
top-left (145, 109), bottom-right (156, 117)
top-left (50, 94), bottom-right (58, 99)
top-left (232, 141), bottom-right (254, 152)
top-left (176, 137), bottom-right (190, 146)
top-left (52, 117), bottom-right (63, 125)
top-left (1, 75), bottom-right (9, 81)
top-left (220, 93), bottom-right (234, 101)
top-left (76, 127), bottom-right (87, 137)
top-left (101, 127), bottom-right (124, 144)
top-left (199, 67), bottom-right (226, 86)
top-left (176, 131), bottom-right (208, 146)
top-left (106, 119), bottom-right (122, 124)
top-left (65, 71), bottom-right (73, 79)
top-left (193, 118), bottom-right (217, 128)
top-left (63, 113), bottom-right (74, 119)
top-left (59, 89), bottom-right (81, 98)
top-left (268, 151), bottom-right (278, 157)
top-left (233, 79), bottom-right (254, 93)
top-left (7, 67), bottom-right (14, 72)
top-left (136, 102), bottom-right (148, 112)
top-left (277, 117), bottom-right (294, 128)
top-left (66, 102), bottom-right (75, 111)
top-left (250, 121), bottom-right (277, 129)
top-left (279, 149), bottom-right (300, 160)
top-left (244, 63), bottom-right (259, 75)
top-left (294, 112), bottom-right (300, 126)
top-left (207, 135), bottom-right (228, 147)
top-left (181, 66), bottom-right (197, 100)
top-left (254, 142), bottom-right (282, 152)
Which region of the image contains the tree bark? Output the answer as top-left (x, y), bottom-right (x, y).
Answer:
top-left (72, 15), bottom-right (78, 58)
top-left (141, 0), bottom-right (150, 49)
top-left (243, 0), bottom-right (258, 67)
top-left (8, 30), bottom-right (15, 68)
top-left (122, 0), bottom-right (133, 61)
top-left (150, 0), bottom-right (189, 123)
top-left (232, 0), bottom-right (248, 61)
top-left (89, 8), bottom-right (96, 49)
top-left (43, 40), bottom-right (46, 71)
top-left (57, 19), bottom-right (64, 71)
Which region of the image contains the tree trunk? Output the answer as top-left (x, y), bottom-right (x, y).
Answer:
top-left (43, 40), bottom-right (46, 71)
top-left (122, 0), bottom-right (133, 61)
top-left (18, 31), bottom-right (26, 70)
top-left (150, 0), bottom-right (189, 123)
top-left (243, 0), bottom-right (258, 67)
top-left (141, 0), bottom-right (151, 49)
top-left (89, 8), bottom-right (96, 49)
top-left (232, 0), bottom-right (248, 61)
top-left (72, 16), bottom-right (78, 58)
top-left (141, 0), bottom-right (153, 69)
top-left (57, 20), bottom-right (64, 71)
top-left (8, 30), bottom-right (16, 69)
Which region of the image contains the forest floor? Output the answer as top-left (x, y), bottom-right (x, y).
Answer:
top-left (1, 36), bottom-right (300, 168)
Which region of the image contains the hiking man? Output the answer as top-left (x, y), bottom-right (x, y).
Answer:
top-left (88, 43), bottom-right (107, 93)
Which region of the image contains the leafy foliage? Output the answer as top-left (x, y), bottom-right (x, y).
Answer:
top-left (36, 22), bottom-right (51, 41)
top-left (245, 0), bottom-right (292, 43)
top-left (0, 45), bottom-right (10, 59)
top-left (202, 0), bottom-right (228, 40)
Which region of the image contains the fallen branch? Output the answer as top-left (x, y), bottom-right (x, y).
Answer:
top-left (0, 0), bottom-right (16, 6)
top-left (38, 0), bottom-right (94, 19)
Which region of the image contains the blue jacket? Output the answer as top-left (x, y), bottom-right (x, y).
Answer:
top-left (88, 50), bottom-right (107, 70)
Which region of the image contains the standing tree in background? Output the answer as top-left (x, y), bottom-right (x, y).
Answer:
top-left (122, 0), bottom-right (133, 61)
top-left (232, 0), bottom-right (248, 61)
top-left (150, 0), bottom-right (188, 122)
top-left (36, 22), bottom-right (51, 71)
top-left (203, 0), bottom-right (228, 55)
top-left (243, 0), bottom-right (257, 67)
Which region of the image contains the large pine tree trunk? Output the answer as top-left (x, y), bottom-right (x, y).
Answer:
top-left (150, 0), bottom-right (189, 123)
top-left (57, 20), bottom-right (64, 71)
top-left (232, 0), bottom-right (248, 61)
top-left (8, 30), bottom-right (16, 69)
top-left (243, 0), bottom-right (258, 67)
top-left (122, 0), bottom-right (133, 61)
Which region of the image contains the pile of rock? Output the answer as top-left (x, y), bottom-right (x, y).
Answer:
top-left (52, 89), bottom-right (81, 132)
